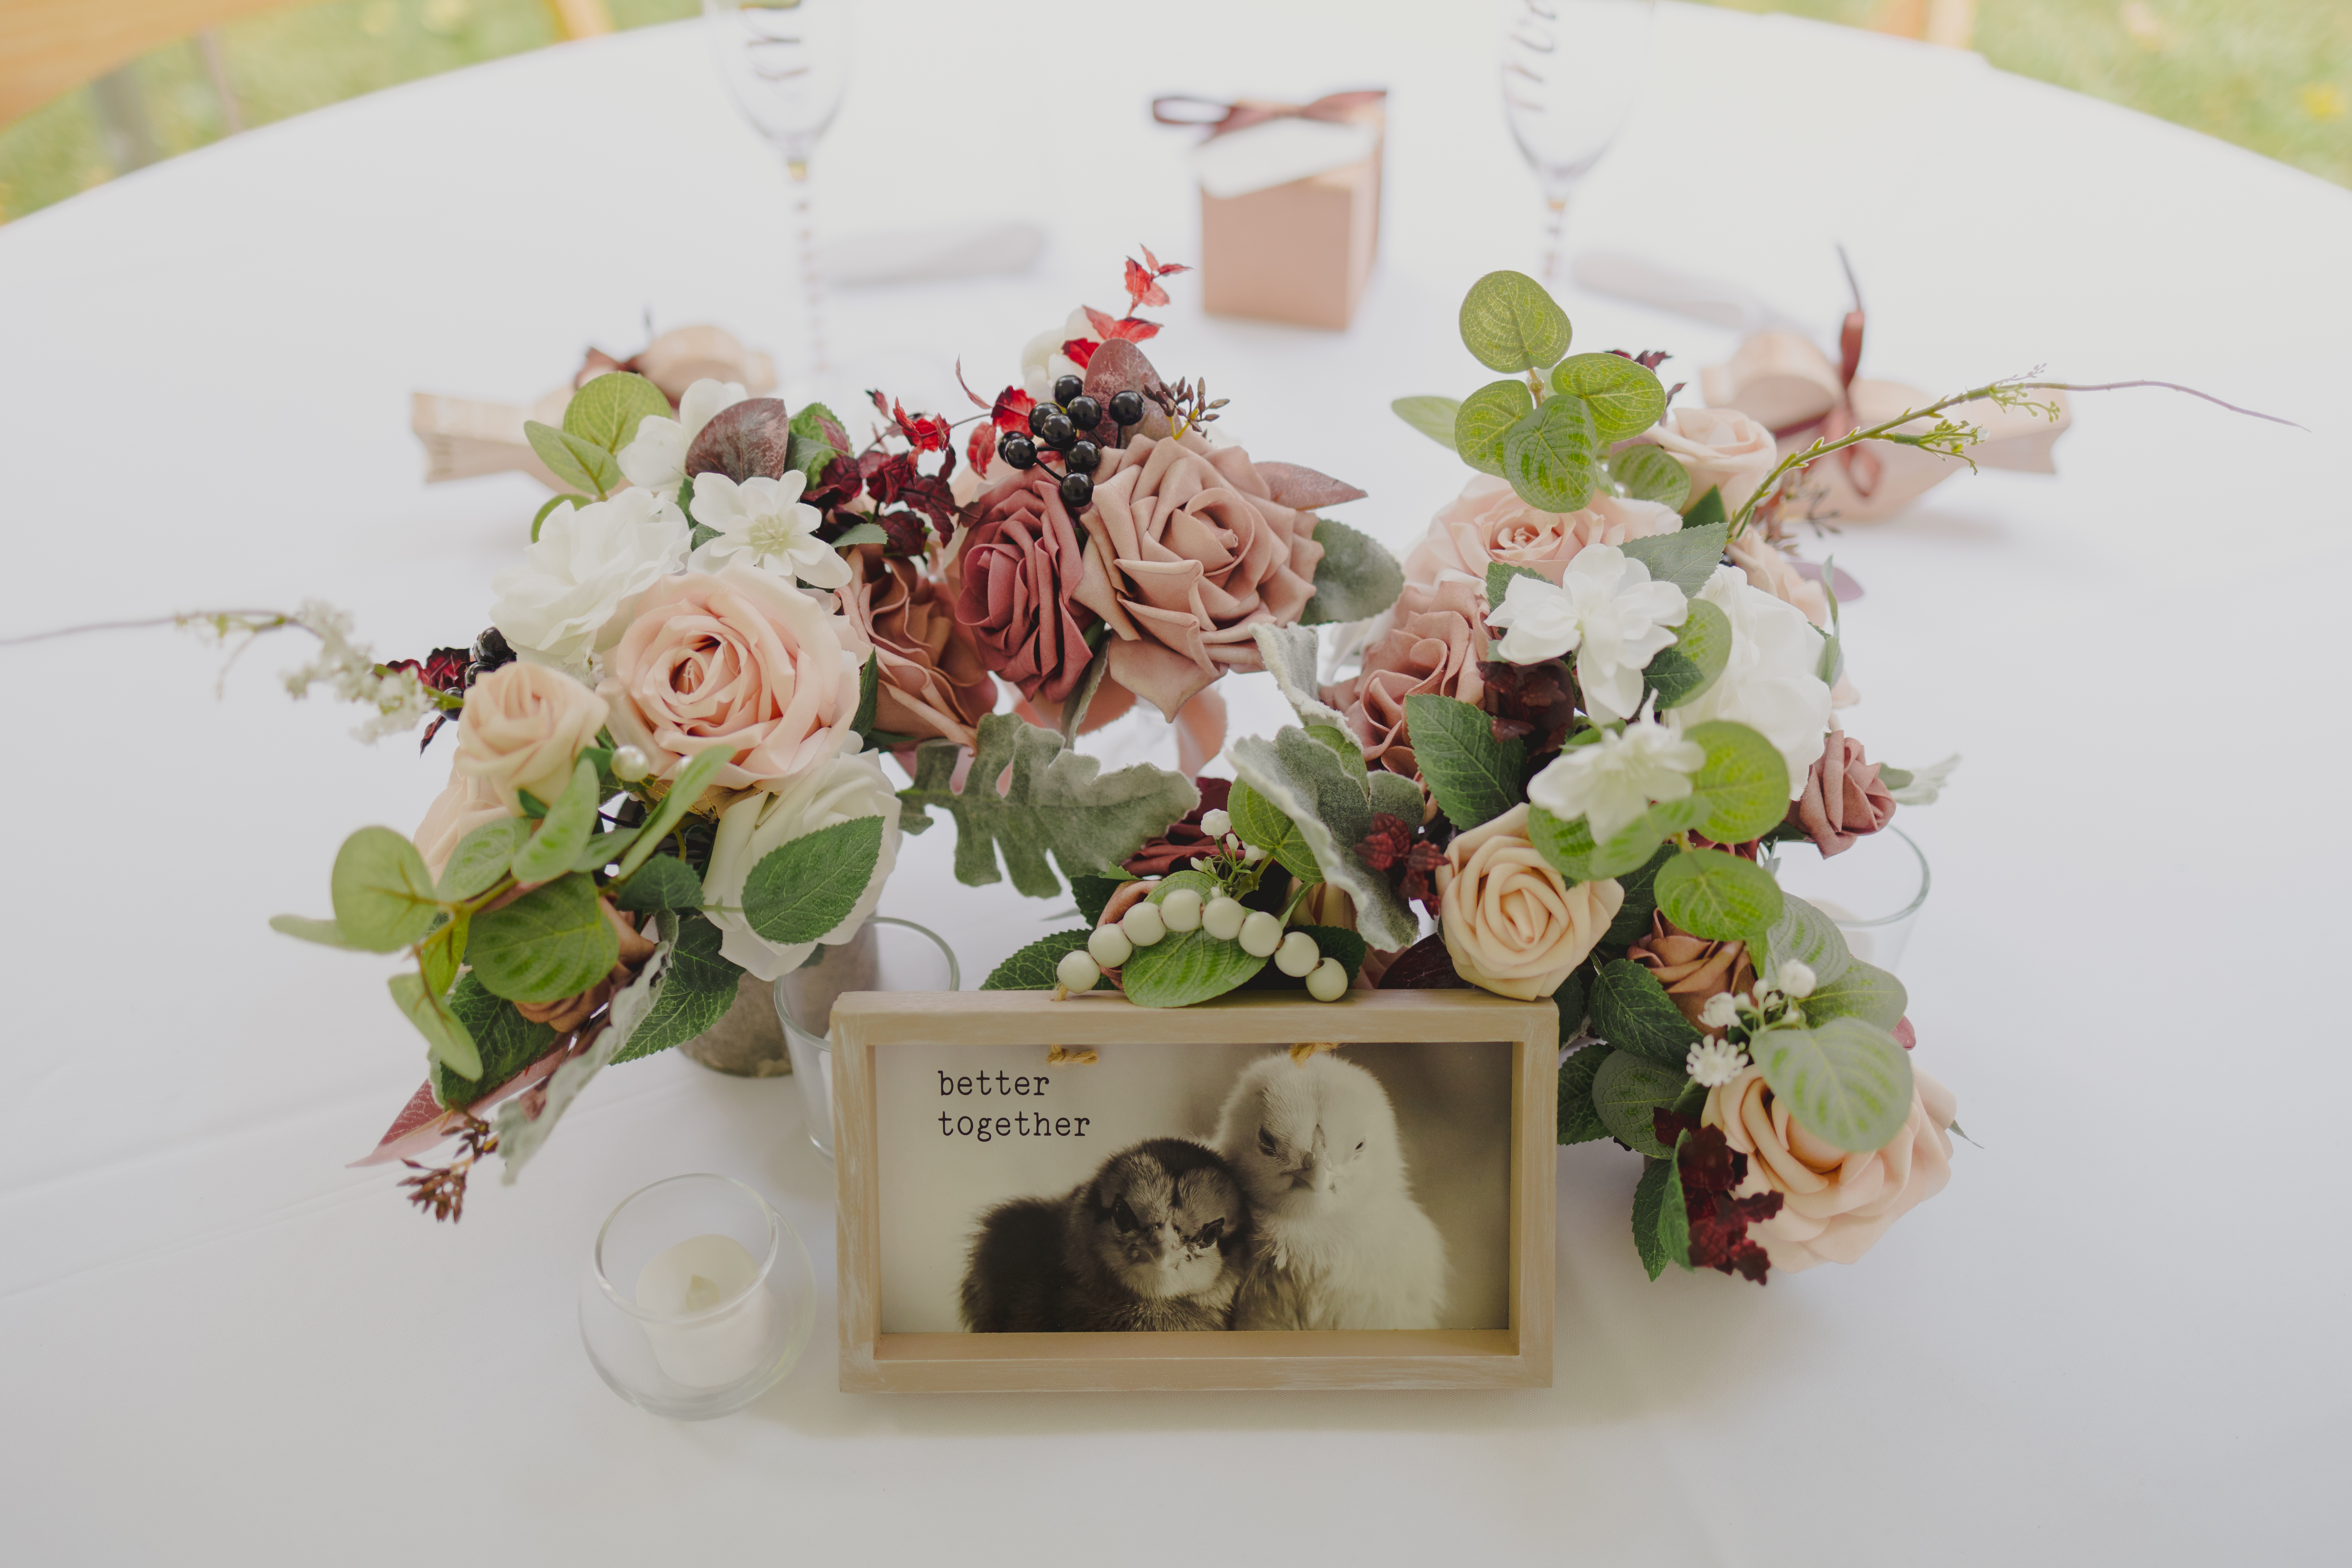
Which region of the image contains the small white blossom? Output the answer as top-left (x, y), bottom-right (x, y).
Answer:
top-left (278, 601), bottom-right (436, 742)
top-left (686, 470), bottom-right (848, 589)
top-left (616, 377), bottom-right (748, 495)
top-left (1525, 701), bottom-right (1706, 841)
top-left (1243, 844), bottom-right (1266, 864)
top-left (1198, 808), bottom-right (1232, 839)
top-left (1687, 1037), bottom-right (1749, 1088)
top-left (1484, 546), bottom-right (1687, 721)
top-left (1698, 991), bottom-right (1741, 1031)
top-left (1773, 960), bottom-right (1817, 998)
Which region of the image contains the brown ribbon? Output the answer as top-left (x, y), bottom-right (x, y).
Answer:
top-left (1151, 89), bottom-right (1387, 139)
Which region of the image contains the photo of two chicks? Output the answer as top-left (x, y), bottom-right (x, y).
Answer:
top-left (959, 1051), bottom-right (1454, 1334)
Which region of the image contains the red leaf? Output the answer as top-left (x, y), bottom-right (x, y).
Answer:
top-left (1082, 305), bottom-right (1121, 340)
top-left (895, 474), bottom-right (959, 537)
top-left (1138, 244), bottom-right (1189, 280)
top-left (808, 453), bottom-right (863, 508)
top-left (1102, 317), bottom-right (1161, 343)
top-left (1060, 337), bottom-right (1099, 369)
top-left (990, 385), bottom-right (1037, 432)
top-left (877, 509), bottom-right (928, 557)
top-left (966, 420), bottom-right (996, 478)
top-left (1124, 257), bottom-right (1171, 311)
top-left (1894, 1016), bottom-right (1917, 1050)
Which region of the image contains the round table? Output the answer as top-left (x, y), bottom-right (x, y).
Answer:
top-left (3, 3), bottom-right (2344, 1561)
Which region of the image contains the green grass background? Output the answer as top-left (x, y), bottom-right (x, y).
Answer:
top-left (2, 0), bottom-right (2346, 223)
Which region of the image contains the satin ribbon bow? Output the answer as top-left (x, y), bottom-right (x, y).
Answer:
top-left (1151, 89), bottom-right (1387, 138)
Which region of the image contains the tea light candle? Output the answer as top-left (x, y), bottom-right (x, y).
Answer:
top-left (635, 1233), bottom-right (773, 1388)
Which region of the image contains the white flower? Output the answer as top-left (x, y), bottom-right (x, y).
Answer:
top-left (701, 740), bottom-right (903, 982)
top-left (1673, 565), bottom-right (1834, 799)
top-left (1773, 960), bottom-right (1817, 998)
top-left (1525, 703), bottom-right (1706, 841)
top-left (278, 600), bottom-right (436, 741)
top-left (1198, 808), bottom-right (1231, 840)
top-left (488, 487), bottom-right (688, 674)
top-left (1020, 309), bottom-right (1099, 401)
top-left (1485, 545), bottom-right (1687, 721)
top-left (684, 470), bottom-right (848, 589)
top-left (1698, 991), bottom-right (1742, 1031)
top-left (616, 378), bottom-right (749, 495)
top-left (1686, 1037), bottom-right (1749, 1088)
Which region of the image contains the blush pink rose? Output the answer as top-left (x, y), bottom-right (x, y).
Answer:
top-left (1726, 531), bottom-right (1832, 628)
top-left (452, 661), bottom-right (609, 815)
top-left (1638, 407), bottom-right (1779, 512)
top-left (413, 769), bottom-right (509, 882)
top-left (1434, 804), bottom-right (1623, 1000)
top-left (1703, 1065), bottom-right (1958, 1273)
top-left (597, 565), bottom-right (869, 793)
top-left (1319, 579), bottom-right (1486, 777)
top-left (1073, 435), bottom-right (1324, 718)
top-left (1401, 475), bottom-right (1679, 594)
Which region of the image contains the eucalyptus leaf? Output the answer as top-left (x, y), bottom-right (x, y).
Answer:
top-left (831, 521), bottom-right (890, 549)
top-left (330, 827), bottom-right (441, 952)
top-left (1551, 352), bottom-right (1667, 440)
top-left (1655, 848), bottom-right (1783, 943)
top-left (564, 371), bottom-right (672, 454)
top-left (525, 420), bottom-right (598, 493)
top-left (389, 970), bottom-right (482, 1081)
top-left (1800, 958), bottom-right (1908, 1031)
top-left (1390, 395), bottom-right (1463, 449)
top-left (1454, 379), bottom-right (1535, 477)
top-left (1756, 893), bottom-right (1854, 988)
top-left (509, 757), bottom-right (602, 885)
top-left (269, 914), bottom-right (360, 950)
top-left (1644, 599), bottom-right (1731, 710)
top-left (1751, 1016), bottom-right (1915, 1154)
top-left (467, 873), bottom-right (619, 1004)
top-left (1586, 796), bottom-right (1706, 881)
top-left (982, 930), bottom-right (1096, 991)
top-left (1526, 804), bottom-right (1596, 884)
top-left (1300, 516), bottom-right (1406, 625)
top-left (1502, 394), bottom-right (1599, 514)
top-left (1403, 693), bottom-right (1525, 831)
top-left (613, 744), bottom-right (734, 879)
top-left (437, 817), bottom-right (528, 902)
top-left (741, 817), bottom-right (886, 945)
top-left (1620, 521), bottom-right (1728, 597)
top-left (573, 826), bottom-right (645, 875)
top-left (1458, 269), bottom-right (1572, 373)
top-left (1228, 778), bottom-right (1322, 882)
top-left (1606, 444), bottom-right (1693, 510)
top-left (1557, 1043), bottom-right (1614, 1145)
top-left (1602, 845), bottom-right (1677, 948)
top-left (1681, 719), bottom-right (1794, 844)
top-left (1588, 957), bottom-right (1701, 1067)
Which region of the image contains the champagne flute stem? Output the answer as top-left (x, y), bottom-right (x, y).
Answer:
top-left (785, 156), bottom-right (827, 382)
top-left (1540, 193), bottom-right (1571, 285)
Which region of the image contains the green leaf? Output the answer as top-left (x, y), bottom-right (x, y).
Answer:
top-left (563, 371), bottom-right (673, 454)
top-left (1631, 1155), bottom-right (1681, 1280)
top-left (1250, 622), bottom-right (1353, 732)
top-left (1228, 727), bottom-right (1419, 950)
top-left (330, 827), bottom-right (441, 952)
top-left (1369, 769), bottom-right (1426, 825)
top-left (574, 826), bottom-right (644, 875)
top-left (1390, 394), bottom-right (1463, 449)
top-left (1453, 378), bottom-right (1535, 477)
top-left (613, 744), bottom-right (733, 879)
top-left (1681, 720), bottom-right (1794, 844)
top-left (851, 649), bottom-right (881, 739)
top-left (1801, 958), bottom-right (1908, 1031)
top-left (524, 420), bottom-right (620, 498)
top-left (658, 911), bottom-right (744, 995)
top-left (1402, 693), bottom-right (1526, 831)
top-left (1526, 804), bottom-right (1596, 884)
top-left (1228, 779), bottom-right (1322, 882)
top-left (1300, 517), bottom-right (1406, 625)
top-left (1557, 1043), bottom-right (1613, 1145)
top-left (467, 873), bottom-right (619, 1004)
top-left (1458, 269), bottom-right (1572, 373)
top-left (1502, 393), bottom-right (1599, 514)
top-left (897, 714), bottom-right (1200, 898)
top-left (435, 973), bottom-right (561, 1107)
top-left (1485, 560), bottom-right (1548, 609)
top-left (508, 758), bottom-right (602, 886)
top-left (1655, 848), bottom-right (1783, 943)
top-left (1290, 925), bottom-right (1369, 986)
top-left (389, 970), bottom-right (482, 1081)
top-left (1554, 961), bottom-right (1592, 1038)
top-left (531, 493), bottom-right (590, 542)
top-left (830, 521), bottom-right (890, 549)
top-left (436, 817), bottom-right (527, 902)
top-left (1606, 444), bottom-right (1693, 510)
top-left (1620, 521), bottom-right (1728, 597)
top-left (616, 854), bottom-right (703, 913)
top-left (1592, 1048), bottom-right (1688, 1157)
top-left (1656, 1134), bottom-right (1693, 1271)
top-left (1602, 844), bottom-right (1677, 948)
top-left (1588, 957), bottom-right (1701, 1068)
top-left (417, 910), bottom-right (468, 997)
top-left (741, 817), bottom-right (886, 945)
top-left (269, 914), bottom-right (361, 949)
top-left (1121, 879), bottom-right (1270, 1007)
top-left (1681, 484), bottom-right (1727, 527)
top-left (1756, 893), bottom-right (1854, 989)
top-left (1069, 874), bottom-right (1130, 926)
top-left (1589, 797), bottom-right (1706, 880)
top-left (982, 929), bottom-right (1096, 991)
top-left (611, 919), bottom-right (743, 1065)
top-left (1752, 1016), bottom-right (1916, 1154)
top-left (1550, 352), bottom-right (1667, 441)
top-left (787, 401), bottom-right (845, 486)
top-left (1644, 599), bottom-right (1731, 710)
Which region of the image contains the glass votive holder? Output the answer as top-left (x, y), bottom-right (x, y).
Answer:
top-left (1763, 827), bottom-right (1931, 974)
top-left (775, 916), bottom-right (959, 1162)
top-left (578, 1173), bottom-right (815, 1420)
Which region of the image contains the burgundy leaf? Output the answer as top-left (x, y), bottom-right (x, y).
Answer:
top-left (685, 397), bottom-right (793, 482)
top-left (1378, 933), bottom-right (1471, 990)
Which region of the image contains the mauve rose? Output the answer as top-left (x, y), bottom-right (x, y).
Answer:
top-left (1434, 804), bottom-right (1622, 1001)
top-left (1123, 777), bottom-right (1232, 878)
top-left (1790, 723), bottom-right (1896, 855)
top-left (1627, 912), bottom-right (1756, 1033)
top-left (452, 662), bottom-right (609, 815)
top-left (1073, 435), bottom-right (1324, 718)
top-left (598, 565), bottom-right (869, 793)
top-left (1401, 474), bottom-right (1678, 594)
top-left (1638, 407), bottom-right (1779, 512)
top-left (1703, 1065), bottom-right (1957, 1273)
top-left (953, 471), bottom-right (1097, 706)
top-left (839, 545), bottom-right (996, 748)
top-left (1320, 579), bottom-right (1486, 777)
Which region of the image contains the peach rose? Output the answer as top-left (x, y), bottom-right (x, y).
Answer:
top-left (1401, 474), bottom-right (1678, 594)
top-left (1433, 803), bottom-right (1623, 1000)
top-left (1725, 531), bottom-right (1831, 628)
top-left (1073, 435), bottom-right (1324, 718)
top-left (597, 565), bottom-right (869, 793)
top-left (839, 545), bottom-right (996, 748)
top-left (1638, 407), bottom-right (1779, 512)
top-left (413, 769), bottom-right (508, 882)
top-left (1703, 1065), bottom-right (1957, 1273)
top-left (1320, 579), bottom-right (1485, 777)
top-left (451, 662), bottom-right (609, 815)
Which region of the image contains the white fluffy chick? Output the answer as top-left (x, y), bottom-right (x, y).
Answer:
top-left (1212, 1052), bottom-right (1447, 1330)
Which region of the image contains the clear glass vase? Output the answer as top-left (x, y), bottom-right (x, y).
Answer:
top-left (774, 916), bottom-right (959, 1162)
top-left (1763, 827), bottom-right (1931, 974)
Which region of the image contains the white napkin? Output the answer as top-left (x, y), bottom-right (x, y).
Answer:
top-left (1190, 118), bottom-right (1378, 200)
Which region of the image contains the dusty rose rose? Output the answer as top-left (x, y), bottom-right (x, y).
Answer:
top-left (1627, 912), bottom-right (1755, 1034)
top-left (1400, 474), bottom-right (1678, 594)
top-left (1726, 531), bottom-right (1832, 628)
top-left (1320, 580), bottom-right (1485, 777)
top-left (413, 769), bottom-right (508, 882)
top-left (953, 470), bottom-right (1097, 706)
top-left (452, 661), bottom-right (609, 815)
top-left (1433, 804), bottom-right (1623, 1001)
top-left (1703, 1065), bottom-right (1958, 1272)
top-left (838, 545), bottom-right (996, 748)
top-left (1123, 777), bottom-right (1231, 878)
top-left (1073, 435), bottom-right (1324, 718)
top-left (598, 565), bottom-right (869, 793)
top-left (1790, 723), bottom-right (1896, 856)
top-left (1638, 407), bottom-right (1779, 512)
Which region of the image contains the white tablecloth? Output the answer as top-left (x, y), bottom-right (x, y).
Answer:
top-left (3, 3), bottom-right (2345, 1561)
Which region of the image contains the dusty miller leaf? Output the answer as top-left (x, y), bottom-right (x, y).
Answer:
top-left (1300, 517), bottom-right (1405, 626)
top-left (1228, 727), bottom-right (1418, 950)
top-left (1390, 395), bottom-right (1462, 449)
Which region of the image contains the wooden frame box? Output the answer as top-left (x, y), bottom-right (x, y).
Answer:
top-left (832, 989), bottom-right (1557, 1392)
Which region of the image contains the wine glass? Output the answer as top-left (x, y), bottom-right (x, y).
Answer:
top-left (1498, 0), bottom-right (1657, 282)
top-left (703, 0), bottom-right (856, 392)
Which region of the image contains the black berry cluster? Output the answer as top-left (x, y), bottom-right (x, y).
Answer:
top-left (997, 374), bottom-right (1147, 509)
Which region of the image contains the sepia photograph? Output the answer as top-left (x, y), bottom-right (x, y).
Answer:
top-left (873, 1040), bottom-right (1515, 1335)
